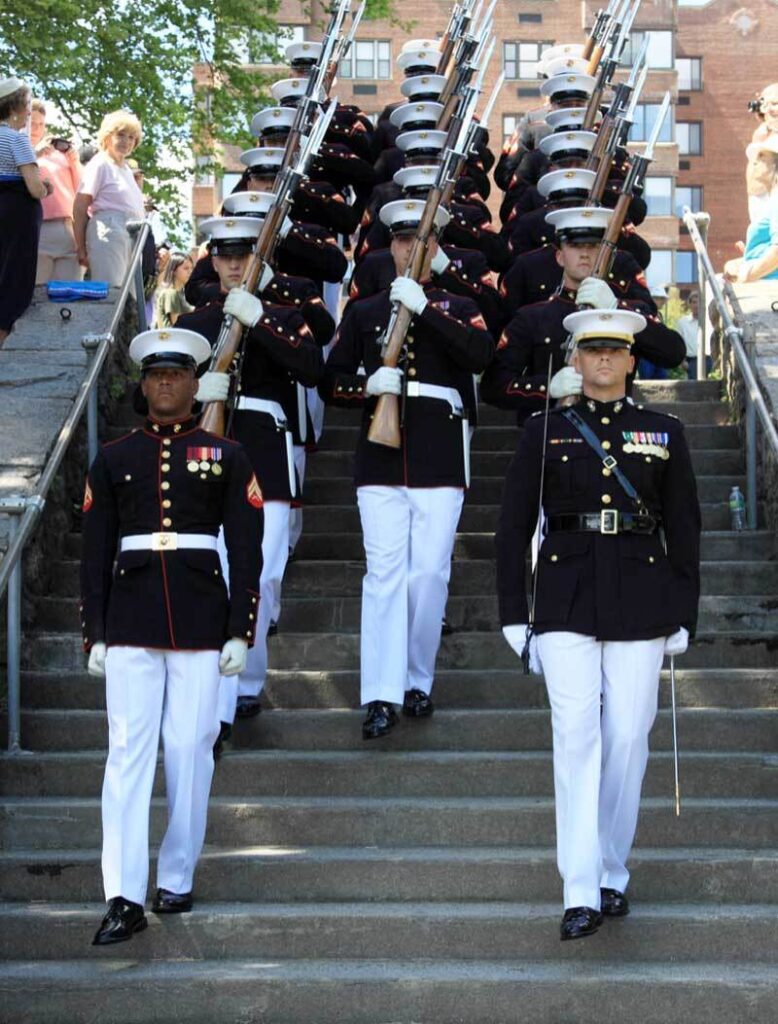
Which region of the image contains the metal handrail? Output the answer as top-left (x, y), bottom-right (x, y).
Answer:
top-left (682, 207), bottom-right (778, 530)
top-left (1, 219), bottom-right (151, 752)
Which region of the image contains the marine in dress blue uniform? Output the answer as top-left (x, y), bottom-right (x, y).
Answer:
top-left (82, 328), bottom-right (263, 944)
top-left (495, 309), bottom-right (700, 940)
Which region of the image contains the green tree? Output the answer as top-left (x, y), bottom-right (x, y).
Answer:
top-left (0, 1), bottom-right (284, 222)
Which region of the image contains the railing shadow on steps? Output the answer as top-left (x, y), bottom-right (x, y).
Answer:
top-left (0, 220), bottom-right (151, 754)
top-left (683, 208), bottom-right (778, 534)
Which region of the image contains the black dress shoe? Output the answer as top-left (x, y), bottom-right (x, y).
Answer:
top-left (560, 906), bottom-right (603, 941)
top-left (600, 887), bottom-right (630, 917)
top-left (213, 721), bottom-right (232, 760)
top-left (152, 888), bottom-right (194, 914)
top-left (267, 619), bottom-right (278, 637)
top-left (441, 617), bottom-right (454, 636)
top-left (235, 696), bottom-right (262, 718)
top-left (402, 688), bottom-right (434, 718)
top-left (92, 897), bottom-right (147, 946)
top-left (362, 701), bottom-right (397, 740)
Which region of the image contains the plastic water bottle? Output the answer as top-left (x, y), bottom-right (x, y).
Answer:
top-left (729, 486), bottom-right (746, 531)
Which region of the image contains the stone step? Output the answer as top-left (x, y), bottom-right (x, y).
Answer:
top-left (2, 750), bottom-right (776, 800)
top-left (1, 958), bottom-right (775, 1024)
top-left (35, 593), bottom-right (778, 635)
top-left (2, 845), bottom-right (777, 905)
top-left (20, 631), bottom-right (778, 680)
top-left (304, 448), bottom-right (745, 478)
top-left (297, 501), bottom-right (758, 533)
top-left (320, 399), bottom-right (730, 427)
top-left (12, 707), bottom-right (777, 753)
top-left (18, 667), bottom-right (778, 713)
top-left (301, 473), bottom-right (745, 505)
top-left (3, 796), bottom-right (776, 851)
top-left (2, 901), bottom-right (775, 964)
top-left (105, 421), bottom-right (744, 453)
top-left (60, 527), bottom-right (776, 563)
top-left (46, 556), bottom-right (778, 600)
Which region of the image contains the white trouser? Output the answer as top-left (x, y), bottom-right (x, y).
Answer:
top-left (217, 501), bottom-right (290, 723)
top-left (357, 485), bottom-right (463, 707)
top-left (536, 631), bottom-right (666, 911)
top-left (286, 444), bottom-right (307, 568)
top-left (101, 647), bottom-right (221, 905)
top-left (36, 218), bottom-right (83, 284)
top-left (86, 210), bottom-right (132, 287)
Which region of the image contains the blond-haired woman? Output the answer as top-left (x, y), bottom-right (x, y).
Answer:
top-left (73, 110), bottom-right (144, 285)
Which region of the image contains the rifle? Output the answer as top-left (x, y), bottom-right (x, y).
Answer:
top-left (582, 0), bottom-right (641, 129)
top-left (439, 63), bottom-right (501, 211)
top-left (585, 38), bottom-right (649, 204)
top-left (276, 0), bottom-right (350, 177)
top-left (436, 0), bottom-right (477, 77)
top-left (322, 1), bottom-right (366, 95)
top-left (200, 101), bottom-right (337, 435)
top-left (437, 0), bottom-right (495, 117)
top-left (368, 113), bottom-right (476, 448)
top-left (589, 91), bottom-right (670, 280)
top-left (582, 0), bottom-right (620, 63)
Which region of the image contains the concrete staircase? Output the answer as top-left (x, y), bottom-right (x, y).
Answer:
top-left (1, 379), bottom-right (777, 1022)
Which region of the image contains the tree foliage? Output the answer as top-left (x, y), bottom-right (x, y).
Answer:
top-left (0, 1), bottom-right (284, 218)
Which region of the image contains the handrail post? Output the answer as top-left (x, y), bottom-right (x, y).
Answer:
top-left (81, 334), bottom-right (101, 468)
top-left (127, 221), bottom-right (149, 333)
top-left (4, 510), bottom-right (23, 753)
top-left (692, 212), bottom-right (710, 381)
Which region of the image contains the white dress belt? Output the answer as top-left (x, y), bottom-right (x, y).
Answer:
top-left (405, 382), bottom-right (464, 415)
top-left (235, 396), bottom-right (287, 427)
top-left (120, 533), bottom-right (218, 553)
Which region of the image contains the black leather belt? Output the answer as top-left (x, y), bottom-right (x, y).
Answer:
top-left (546, 511), bottom-right (661, 536)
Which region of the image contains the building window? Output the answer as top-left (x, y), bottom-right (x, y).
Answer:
top-left (676, 122), bottom-right (703, 155)
top-left (644, 176), bottom-right (673, 216)
top-left (676, 251), bottom-right (699, 283)
top-left (194, 155), bottom-right (214, 187)
top-left (646, 249), bottom-right (673, 289)
top-left (245, 24), bottom-right (305, 65)
top-left (676, 57), bottom-right (702, 91)
top-left (629, 104), bottom-right (673, 144)
top-left (502, 114), bottom-right (521, 144)
top-left (622, 30), bottom-right (673, 69)
top-left (675, 185), bottom-right (704, 216)
top-left (503, 41), bottom-right (553, 81)
top-left (339, 40), bottom-right (391, 79)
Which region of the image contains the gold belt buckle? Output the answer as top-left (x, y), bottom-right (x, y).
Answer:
top-left (600, 510), bottom-right (618, 535)
top-left (151, 531), bottom-right (178, 551)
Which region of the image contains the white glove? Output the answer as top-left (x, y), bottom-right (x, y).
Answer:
top-left (219, 638), bottom-right (248, 677)
top-left (87, 642), bottom-right (107, 678)
top-left (390, 277), bottom-right (428, 316)
top-left (664, 627), bottom-right (689, 657)
top-left (502, 625), bottom-right (542, 675)
top-left (258, 264), bottom-right (275, 292)
top-left (576, 276), bottom-right (618, 310)
top-left (549, 365), bottom-right (583, 399)
top-left (224, 289), bottom-right (264, 328)
top-left (365, 366), bottom-right (402, 397)
top-left (196, 372), bottom-right (230, 403)
top-left (279, 215), bottom-right (294, 239)
top-left (430, 248), bottom-right (451, 275)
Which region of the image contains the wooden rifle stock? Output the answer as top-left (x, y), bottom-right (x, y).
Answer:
top-left (586, 44), bottom-right (605, 75)
top-left (367, 200), bottom-right (440, 448)
top-left (591, 191), bottom-right (630, 280)
top-left (199, 206), bottom-right (286, 435)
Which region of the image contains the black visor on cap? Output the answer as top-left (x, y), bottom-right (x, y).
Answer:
top-left (548, 186), bottom-right (591, 203)
top-left (247, 164), bottom-right (278, 178)
top-left (556, 226), bottom-right (606, 244)
top-left (403, 63), bottom-right (437, 77)
top-left (550, 88), bottom-right (592, 104)
top-left (576, 336), bottom-right (631, 350)
top-left (140, 352), bottom-right (198, 373)
top-left (209, 238), bottom-right (256, 255)
top-left (259, 126), bottom-right (290, 140)
top-left (290, 57), bottom-right (317, 69)
top-left (402, 183), bottom-right (433, 198)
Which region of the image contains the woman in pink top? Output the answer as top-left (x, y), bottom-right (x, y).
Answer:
top-left (73, 110), bottom-right (144, 286)
top-left (29, 99), bottom-right (83, 283)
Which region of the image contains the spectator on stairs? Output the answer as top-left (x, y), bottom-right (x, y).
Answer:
top-left (154, 251), bottom-right (194, 328)
top-left (29, 98), bottom-right (83, 285)
top-left (73, 109), bottom-right (144, 287)
top-left (0, 77), bottom-right (51, 347)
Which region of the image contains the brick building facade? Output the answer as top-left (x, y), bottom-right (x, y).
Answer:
top-left (191, 1), bottom-right (776, 289)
